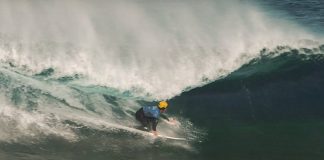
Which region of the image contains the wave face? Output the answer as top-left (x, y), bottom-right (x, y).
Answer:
top-left (0, 63), bottom-right (201, 160)
top-left (171, 45), bottom-right (324, 160)
top-left (0, 0), bottom-right (323, 160)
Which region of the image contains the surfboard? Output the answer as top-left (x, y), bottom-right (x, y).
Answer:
top-left (119, 125), bottom-right (187, 141)
top-left (157, 134), bottom-right (187, 141)
top-left (98, 111), bottom-right (187, 141)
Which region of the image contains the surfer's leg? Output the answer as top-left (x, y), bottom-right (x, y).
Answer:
top-left (135, 109), bottom-right (149, 130)
top-left (135, 109), bottom-right (143, 122)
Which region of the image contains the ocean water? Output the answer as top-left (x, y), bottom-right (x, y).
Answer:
top-left (0, 0), bottom-right (323, 160)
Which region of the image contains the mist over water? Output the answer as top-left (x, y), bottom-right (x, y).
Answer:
top-left (0, 0), bottom-right (318, 99)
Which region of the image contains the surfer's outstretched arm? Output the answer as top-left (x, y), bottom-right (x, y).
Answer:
top-left (160, 114), bottom-right (178, 125)
top-left (160, 114), bottom-right (170, 121)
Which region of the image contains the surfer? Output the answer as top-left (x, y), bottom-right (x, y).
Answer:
top-left (135, 101), bottom-right (175, 136)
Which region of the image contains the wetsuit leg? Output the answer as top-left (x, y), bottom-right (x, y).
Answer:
top-left (135, 108), bottom-right (149, 130)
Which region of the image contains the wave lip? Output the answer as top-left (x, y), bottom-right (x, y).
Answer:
top-left (0, 0), bottom-right (321, 100)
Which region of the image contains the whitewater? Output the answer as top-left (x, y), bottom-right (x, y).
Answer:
top-left (0, 0), bottom-right (323, 159)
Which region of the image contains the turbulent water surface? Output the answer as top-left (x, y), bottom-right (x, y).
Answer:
top-left (0, 0), bottom-right (323, 160)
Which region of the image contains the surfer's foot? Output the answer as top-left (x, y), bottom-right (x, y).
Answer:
top-left (133, 126), bottom-right (149, 131)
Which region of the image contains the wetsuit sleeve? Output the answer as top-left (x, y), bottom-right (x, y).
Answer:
top-left (160, 114), bottom-right (170, 121)
top-left (152, 118), bottom-right (159, 131)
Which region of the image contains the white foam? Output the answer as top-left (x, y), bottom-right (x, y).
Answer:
top-left (0, 0), bottom-right (321, 100)
top-left (0, 64), bottom-right (201, 150)
top-left (0, 105), bottom-right (78, 143)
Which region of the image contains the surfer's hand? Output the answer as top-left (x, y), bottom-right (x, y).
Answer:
top-left (169, 118), bottom-right (175, 123)
top-left (168, 118), bottom-right (179, 125)
top-left (152, 131), bottom-right (158, 136)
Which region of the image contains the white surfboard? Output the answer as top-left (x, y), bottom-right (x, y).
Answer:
top-left (157, 134), bottom-right (187, 141)
top-left (115, 125), bottom-right (187, 141)
top-left (92, 117), bottom-right (187, 141)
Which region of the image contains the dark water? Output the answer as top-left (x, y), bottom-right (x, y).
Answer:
top-left (171, 46), bottom-right (324, 160)
top-left (256, 0), bottom-right (324, 34)
top-left (169, 1), bottom-right (324, 159)
top-left (0, 0), bottom-right (324, 160)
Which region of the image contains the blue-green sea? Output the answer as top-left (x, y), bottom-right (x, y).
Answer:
top-left (0, 0), bottom-right (323, 160)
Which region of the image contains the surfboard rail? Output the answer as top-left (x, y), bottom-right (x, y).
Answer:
top-left (118, 125), bottom-right (187, 141)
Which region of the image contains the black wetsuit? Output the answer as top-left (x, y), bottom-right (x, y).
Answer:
top-left (135, 108), bottom-right (169, 131)
top-left (135, 108), bottom-right (158, 131)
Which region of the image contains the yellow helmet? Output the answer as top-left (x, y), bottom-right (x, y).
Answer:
top-left (158, 101), bottom-right (168, 109)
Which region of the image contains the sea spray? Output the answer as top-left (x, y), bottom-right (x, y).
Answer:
top-left (0, 0), bottom-right (317, 99)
